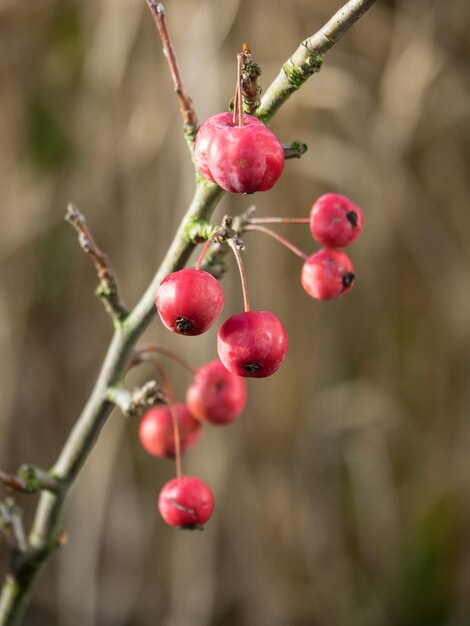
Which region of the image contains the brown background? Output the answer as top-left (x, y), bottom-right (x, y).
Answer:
top-left (1, 0), bottom-right (470, 624)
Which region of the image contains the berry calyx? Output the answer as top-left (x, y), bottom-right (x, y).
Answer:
top-left (301, 248), bottom-right (355, 300)
top-left (155, 268), bottom-right (224, 336)
top-left (217, 311), bottom-right (288, 378)
top-left (139, 404), bottom-right (202, 458)
top-left (158, 476), bottom-right (214, 529)
top-left (310, 193), bottom-right (363, 248)
top-left (186, 359), bottom-right (247, 425)
top-left (194, 112), bottom-right (284, 193)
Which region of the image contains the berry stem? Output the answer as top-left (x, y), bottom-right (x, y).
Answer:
top-left (237, 51), bottom-right (244, 127)
top-left (195, 237), bottom-right (214, 271)
top-left (131, 353), bottom-right (183, 480)
top-left (228, 238), bottom-right (250, 312)
top-left (249, 217), bottom-right (310, 224)
top-left (169, 404), bottom-right (183, 482)
top-left (232, 46), bottom-right (246, 127)
top-left (245, 224), bottom-right (308, 260)
top-left (131, 344), bottom-right (196, 375)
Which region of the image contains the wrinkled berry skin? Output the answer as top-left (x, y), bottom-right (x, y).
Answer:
top-left (217, 311), bottom-right (288, 378)
top-left (139, 404), bottom-right (202, 458)
top-left (194, 112), bottom-right (284, 193)
top-left (158, 476), bottom-right (214, 528)
top-left (186, 359), bottom-right (247, 425)
top-left (155, 268), bottom-right (224, 336)
top-left (301, 249), bottom-right (355, 300)
top-left (310, 193), bottom-right (364, 248)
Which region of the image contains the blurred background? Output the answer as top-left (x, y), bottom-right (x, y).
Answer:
top-left (1, 0), bottom-right (470, 624)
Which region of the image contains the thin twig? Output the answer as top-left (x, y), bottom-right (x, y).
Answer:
top-left (65, 204), bottom-right (128, 326)
top-left (145, 1), bottom-right (198, 137)
top-left (0, 472), bottom-right (26, 494)
top-left (257, 0), bottom-right (378, 122)
top-left (0, 467), bottom-right (60, 495)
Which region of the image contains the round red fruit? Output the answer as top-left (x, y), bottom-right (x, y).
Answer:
top-left (139, 404), bottom-right (202, 458)
top-left (186, 359), bottom-right (247, 425)
top-left (301, 249), bottom-right (355, 301)
top-left (217, 311), bottom-right (288, 378)
top-left (158, 476), bottom-right (214, 529)
top-left (310, 193), bottom-right (363, 248)
top-left (155, 268), bottom-right (224, 336)
top-left (194, 112), bottom-right (284, 194)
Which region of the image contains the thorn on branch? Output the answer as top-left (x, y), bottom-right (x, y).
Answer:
top-left (65, 203), bottom-right (129, 327)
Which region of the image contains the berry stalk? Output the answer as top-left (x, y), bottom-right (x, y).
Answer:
top-left (227, 238), bottom-right (251, 312)
top-left (249, 217), bottom-right (309, 224)
top-left (132, 345), bottom-right (196, 376)
top-left (131, 353), bottom-right (184, 480)
top-left (245, 224), bottom-right (308, 260)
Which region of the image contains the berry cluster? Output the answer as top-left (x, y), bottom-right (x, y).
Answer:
top-left (138, 355), bottom-right (246, 529)
top-left (146, 46), bottom-right (364, 530)
top-left (301, 193), bottom-right (363, 300)
top-left (149, 192), bottom-right (363, 529)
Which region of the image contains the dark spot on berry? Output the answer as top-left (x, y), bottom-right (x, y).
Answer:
top-left (244, 362), bottom-right (261, 374)
top-left (175, 317), bottom-right (193, 334)
top-left (346, 211), bottom-right (358, 228)
top-left (342, 272), bottom-right (355, 289)
top-left (215, 380), bottom-right (224, 392)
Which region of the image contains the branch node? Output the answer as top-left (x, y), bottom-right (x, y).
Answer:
top-left (107, 381), bottom-right (167, 419)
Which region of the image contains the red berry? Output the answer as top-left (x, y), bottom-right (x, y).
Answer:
top-left (194, 112), bottom-right (284, 194)
top-left (310, 193), bottom-right (363, 248)
top-left (186, 359), bottom-right (247, 425)
top-left (158, 476), bottom-right (214, 529)
top-left (217, 311), bottom-right (288, 378)
top-left (138, 404), bottom-right (202, 458)
top-left (301, 249), bottom-right (355, 300)
top-left (155, 268), bottom-right (224, 336)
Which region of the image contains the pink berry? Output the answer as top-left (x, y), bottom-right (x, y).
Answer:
top-left (158, 476), bottom-right (214, 529)
top-left (301, 249), bottom-right (355, 300)
top-left (310, 193), bottom-right (363, 248)
top-left (138, 404), bottom-right (202, 458)
top-left (155, 268), bottom-right (224, 335)
top-left (194, 112), bottom-right (284, 193)
top-left (186, 359), bottom-right (247, 425)
top-left (217, 311), bottom-right (288, 378)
